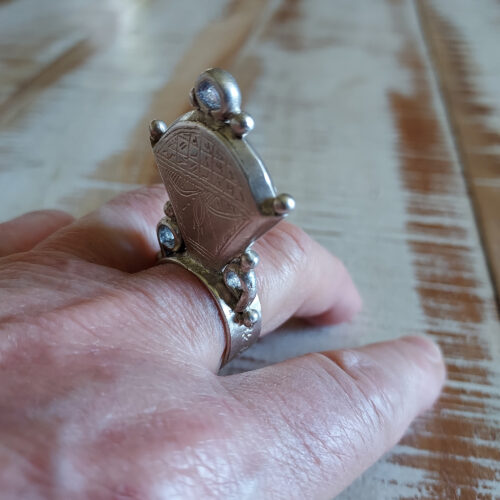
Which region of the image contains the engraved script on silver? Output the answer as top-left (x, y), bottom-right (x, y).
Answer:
top-left (150, 68), bottom-right (295, 368)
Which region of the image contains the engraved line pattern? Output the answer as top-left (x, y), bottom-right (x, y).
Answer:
top-left (155, 125), bottom-right (258, 264)
top-left (157, 128), bottom-right (250, 212)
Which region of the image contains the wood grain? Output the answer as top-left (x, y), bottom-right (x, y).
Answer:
top-left (417, 0), bottom-right (500, 307)
top-left (0, 0), bottom-right (499, 498)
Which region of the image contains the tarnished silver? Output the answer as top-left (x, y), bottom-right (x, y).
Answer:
top-left (150, 68), bottom-right (295, 368)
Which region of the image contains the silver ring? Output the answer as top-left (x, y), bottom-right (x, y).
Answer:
top-left (150, 68), bottom-right (295, 368)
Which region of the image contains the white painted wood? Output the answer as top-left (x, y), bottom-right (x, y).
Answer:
top-left (0, 0), bottom-right (229, 219)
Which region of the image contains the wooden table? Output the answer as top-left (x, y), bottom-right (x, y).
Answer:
top-left (1, 1), bottom-right (499, 498)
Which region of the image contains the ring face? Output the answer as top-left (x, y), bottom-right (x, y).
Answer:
top-left (153, 119), bottom-right (279, 270)
top-left (150, 68), bottom-right (295, 368)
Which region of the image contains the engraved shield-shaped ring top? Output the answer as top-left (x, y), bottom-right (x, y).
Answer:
top-left (151, 68), bottom-right (295, 271)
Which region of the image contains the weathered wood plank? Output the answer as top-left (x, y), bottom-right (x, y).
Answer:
top-left (0, 0), bottom-right (498, 498)
top-left (417, 0), bottom-right (500, 305)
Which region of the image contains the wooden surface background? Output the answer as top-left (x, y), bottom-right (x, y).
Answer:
top-left (0, 0), bottom-right (499, 498)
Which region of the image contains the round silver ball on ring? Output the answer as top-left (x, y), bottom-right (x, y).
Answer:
top-left (230, 112), bottom-right (255, 138)
top-left (273, 193), bottom-right (296, 215)
top-left (240, 249), bottom-right (259, 271)
top-left (243, 309), bottom-right (260, 327)
top-left (150, 120), bottom-right (168, 146)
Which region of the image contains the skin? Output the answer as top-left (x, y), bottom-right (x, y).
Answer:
top-left (0, 185), bottom-right (445, 499)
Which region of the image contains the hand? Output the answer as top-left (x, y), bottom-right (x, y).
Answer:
top-left (0, 186), bottom-right (445, 499)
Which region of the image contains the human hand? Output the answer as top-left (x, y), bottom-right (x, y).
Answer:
top-left (0, 186), bottom-right (445, 499)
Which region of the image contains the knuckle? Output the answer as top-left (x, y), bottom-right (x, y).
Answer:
top-left (43, 209), bottom-right (75, 224)
top-left (261, 222), bottom-right (313, 274)
top-left (108, 185), bottom-right (165, 213)
top-left (313, 350), bottom-right (399, 438)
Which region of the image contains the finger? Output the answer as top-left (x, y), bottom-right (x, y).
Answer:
top-left (0, 210), bottom-right (74, 258)
top-left (38, 185), bottom-right (165, 272)
top-left (139, 221), bottom-right (362, 335)
top-left (36, 187), bottom-right (361, 329)
top-left (225, 335), bottom-right (446, 499)
top-left (253, 221), bottom-right (362, 331)
top-left (131, 221), bottom-right (361, 369)
top-left (34, 185), bottom-right (361, 359)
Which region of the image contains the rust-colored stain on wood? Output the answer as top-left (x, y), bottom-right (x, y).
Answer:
top-left (267, 0), bottom-right (339, 51)
top-left (390, 45), bottom-right (486, 321)
top-left (0, 7), bottom-right (118, 130)
top-left (0, 39), bottom-right (96, 127)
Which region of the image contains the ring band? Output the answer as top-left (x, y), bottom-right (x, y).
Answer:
top-left (159, 252), bottom-right (262, 366)
top-left (150, 68), bottom-right (295, 368)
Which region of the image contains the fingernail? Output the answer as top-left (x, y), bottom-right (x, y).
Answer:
top-left (403, 335), bottom-right (443, 364)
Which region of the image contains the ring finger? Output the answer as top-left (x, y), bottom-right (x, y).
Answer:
top-left (36, 186), bottom-right (362, 369)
